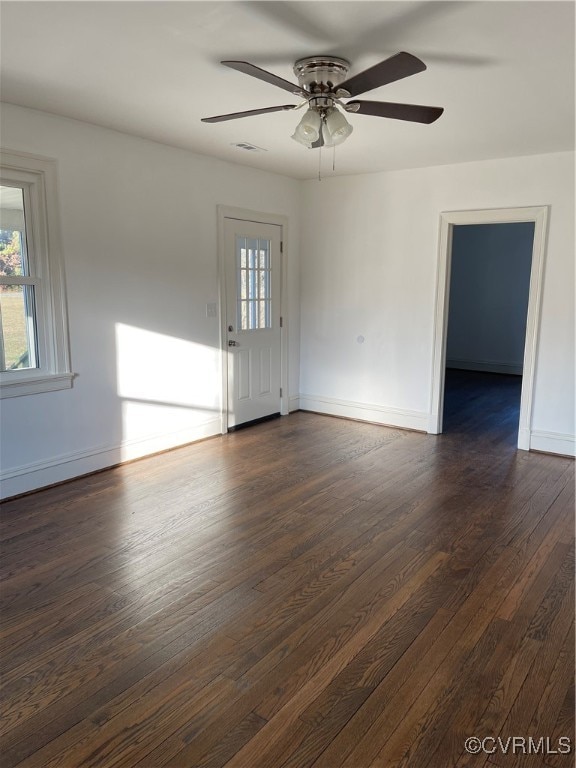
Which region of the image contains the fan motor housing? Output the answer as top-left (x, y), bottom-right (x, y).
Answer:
top-left (293, 56), bottom-right (351, 94)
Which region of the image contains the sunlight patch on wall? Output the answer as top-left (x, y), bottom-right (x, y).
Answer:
top-left (115, 323), bottom-right (220, 450)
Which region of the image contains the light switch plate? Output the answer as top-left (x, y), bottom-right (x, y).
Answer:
top-left (206, 302), bottom-right (218, 318)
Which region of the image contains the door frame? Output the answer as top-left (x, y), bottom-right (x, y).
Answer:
top-left (429, 205), bottom-right (549, 450)
top-left (217, 205), bottom-right (289, 433)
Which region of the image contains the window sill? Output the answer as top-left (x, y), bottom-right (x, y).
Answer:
top-left (0, 372), bottom-right (74, 398)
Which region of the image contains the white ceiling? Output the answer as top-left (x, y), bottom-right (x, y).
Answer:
top-left (1, 1), bottom-right (574, 180)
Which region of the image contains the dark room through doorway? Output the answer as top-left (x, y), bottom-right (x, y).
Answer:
top-left (442, 221), bottom-right (535, 447)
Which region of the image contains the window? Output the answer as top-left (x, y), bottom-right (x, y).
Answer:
top-left (236, 236), bottom-right (272, 330)
top-left (0, 150), bottom-right (72, 397)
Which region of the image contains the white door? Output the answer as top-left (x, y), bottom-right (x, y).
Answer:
top-left (224, 218), bottom-right (282, 429)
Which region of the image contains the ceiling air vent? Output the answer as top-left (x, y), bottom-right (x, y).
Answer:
top-left (231, 142), bottom-right (267, 152)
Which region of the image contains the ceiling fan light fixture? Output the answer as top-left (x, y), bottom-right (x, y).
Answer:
top-left (291, 107), bottom-right (322, 146)
top-left (204, 53), bottom-right (443, 153)
top-left (323, 107), bottom-right (353, 146)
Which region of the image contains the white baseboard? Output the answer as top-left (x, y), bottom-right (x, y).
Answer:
top-left (298, 396), bottom-right (574, 457)
top-left (446, 359), bottom-right (523, 375)
top-left (530, 430), bottom-right (576, 457)
top-left (299, 393), bottom-right (428, 432)
top-left (0, 418), bottom-right (222, 500)
top-left (289, 395), bottom-right (300, 412)
top-left (3, 414), bottom-right (570, 500)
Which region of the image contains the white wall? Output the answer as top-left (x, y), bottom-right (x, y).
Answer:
top-left (299, 151), bottom-right (575, 455)
top-left (0, 104), bottom-right (301, 497)
top-left (446, 222), bottom-right (534, 374)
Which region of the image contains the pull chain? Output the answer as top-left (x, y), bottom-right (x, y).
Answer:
top-left (318, 145), bottom-right (322, 181)
top-left (332, 144), bottom-right (336, 172)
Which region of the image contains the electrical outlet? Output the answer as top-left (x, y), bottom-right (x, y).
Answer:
top-left (206, 303), bottom-right (218, 318)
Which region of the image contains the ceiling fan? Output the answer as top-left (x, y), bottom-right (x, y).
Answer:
top-left (201, 52), bottom-right (444, 149)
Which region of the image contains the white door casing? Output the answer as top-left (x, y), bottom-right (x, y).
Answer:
top-left (429, 206), bottom-right (549, 450)
top-left (218, 209), bottom-right (287, 431)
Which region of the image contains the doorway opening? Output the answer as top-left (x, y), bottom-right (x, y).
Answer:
top-left (443, 222), bottom-right (534, 447)
top-left (430, 206), bottom-right (549, 450)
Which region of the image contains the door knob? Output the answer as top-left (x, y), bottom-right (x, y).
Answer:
top-left (228, 340), bottom-right (239, 347)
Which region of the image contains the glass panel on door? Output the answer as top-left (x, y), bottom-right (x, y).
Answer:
top-left (236, 236), bottom-right (272, 331)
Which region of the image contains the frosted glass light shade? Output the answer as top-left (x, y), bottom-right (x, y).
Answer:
top-left (291, 108), bottom-right (322, 146)
top-left (323, 107), bottom-right (353, 146)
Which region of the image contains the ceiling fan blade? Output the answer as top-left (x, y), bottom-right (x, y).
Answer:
top-left (221, 60), bottom-right (309, 98)
top-left (201, 105), bottom-right (297, 123)
top-left (338, 52), bottom-right (426, 97)
top-left (348, 100), bottom-right (444, 124)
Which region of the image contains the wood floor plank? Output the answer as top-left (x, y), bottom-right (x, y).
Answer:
top-left (495, 608), bottom-right (575, 768)
top-left (334, 537), bottom-right (563, 768)
top-left (511, 623), bottom-right (574, 768)
top-left (545, 681), bottom-right (575, 768)
top-left (253, 549), bottom-right (447, 721)
top-left (309, 609), bottom-right (453, 767)
top-left (0, 581), bottom-right (103, 637)
top-left (451, 634), bottom-right (543, 768)
top-left (149, 551), bottom-right (448, 768)
top-left (275, 563), bottom-right (460, 767)
top-left (0, 582), bottom-right (259, 762)
top-left (0, 583), bottom-right (124, 673)
top-left (174, 711), bottom-right (268, 768)
top-left (364, 541), bottom-right (571, 768)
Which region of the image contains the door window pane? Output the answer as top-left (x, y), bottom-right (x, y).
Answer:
top-left (237, 236), bottom-right (272, 330)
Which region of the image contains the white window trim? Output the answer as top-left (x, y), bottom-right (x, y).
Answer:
top-left (0, 149), bottom-right (73, 397)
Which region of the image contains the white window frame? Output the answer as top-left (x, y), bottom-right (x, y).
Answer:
top-left (0, 150), bottom-right (73, 397)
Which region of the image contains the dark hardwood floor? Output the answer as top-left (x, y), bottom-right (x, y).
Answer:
top-left (1, 395), bottom-right (574, 767)
top-left (443, 368), bottom-right (523, 449)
